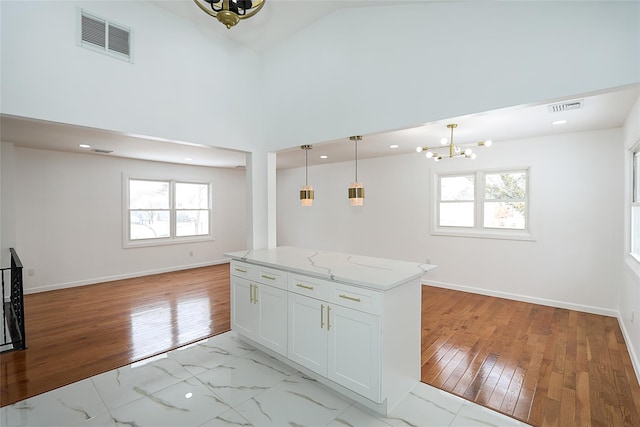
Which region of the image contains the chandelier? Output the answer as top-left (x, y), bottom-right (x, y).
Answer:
top-left (416, 124), bottom-right (492, 162)
top-left (348, 136), bottom-right (364, 206)
top-left (300, 145), bottom-right (314, 207)
top-left (193, 0), bottom-right (265, 29)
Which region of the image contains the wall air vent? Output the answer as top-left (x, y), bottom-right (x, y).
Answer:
top-left (547, 100), bottom-right (582, 113)
top-left (91, 148), bottom-right (113, 154)
top-left (79, 9), bottom-right (133, 62)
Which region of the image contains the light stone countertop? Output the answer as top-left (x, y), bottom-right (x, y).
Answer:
top-left (225, 246), bottom-right (436, 291)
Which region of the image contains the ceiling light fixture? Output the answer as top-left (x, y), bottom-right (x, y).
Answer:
top-left (348, 136), bottom-right (364, 207)
top-left (416, 124), bottom-right (492, 161)
top-left (300, 145), bottom-right (314, 207)
top-left (193, 0), bottom-right (265, 29)
top-left (79, 144), bottom-right (91, 148)
top-left (552, 119), bottom-right (567, 125)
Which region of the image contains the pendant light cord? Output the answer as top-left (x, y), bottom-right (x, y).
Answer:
top-left (305, 148), bottom-right (309, 186)
top-left (355, 138), bottom-right (358, 182)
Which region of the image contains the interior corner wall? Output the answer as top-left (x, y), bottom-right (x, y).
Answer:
top-left (262, 2), bottom-right (640, 150)
top-left (0, 0), bottom-right (263, 152)
top-left (13, 147), bottom-right (247, 294)
top-left (622, 95), bottom-right (640, 379)
top-left (277, 128), bottom-right (623, 315)
top-left (0, 142), bottom-right (16, 271)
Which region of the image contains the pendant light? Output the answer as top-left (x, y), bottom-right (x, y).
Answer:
top-left (348, 136), bottom-right (364, 206)
top-left (300, 145), bottom-right (314, 207)
top-left (416, 123), bottom-right (492, 161)
top-left (193, 0), bottom-right (266, 29)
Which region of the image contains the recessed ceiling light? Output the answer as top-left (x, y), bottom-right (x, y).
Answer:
top-left (184, 157), bottom-right (193, 161)
top-left (389, 144), bottom-right (399, 149)
top-left (552, 119), bottom-right (567, 125)
top-left (320, 155), bottom-right (328, 159)
top-left (79, 144), bottom-right (91, 148)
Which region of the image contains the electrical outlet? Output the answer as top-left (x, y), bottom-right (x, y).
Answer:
top-left (425, 258), bottom-right (431, 264)
top-left (28, 268), bottom-right (35, 277)
top-left (189, 251), bottom-right (194, 257)
top-left (632, 310), bottom-right (635, 323)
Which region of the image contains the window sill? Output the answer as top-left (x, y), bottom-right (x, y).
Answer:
top-left (123, 235), bottom-right (214, 249)
top-left (629, 252), bottom-right (640, 264)
top-left (431, 228), bottom-right (535, 242)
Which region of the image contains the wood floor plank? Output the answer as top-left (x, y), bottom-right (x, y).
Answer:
top-left (0, 264), bottom-right (231, 407)
top-left (421, 286), bottom-right (640, 426)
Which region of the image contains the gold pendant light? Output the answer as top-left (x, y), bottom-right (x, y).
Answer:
top-left (348, 136), bottom-right (364, 207)
top-left (193, 0), bottom-right (265, 29)
top-left (300, 145), bottom-right (314, 207)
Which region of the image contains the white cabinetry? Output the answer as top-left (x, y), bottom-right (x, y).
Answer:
top-left (226, 248), bottom-right (428, 416)
top-left (287, 274), bottom-right (381, 402)
top-left (231, 261), bottom-right (287, 356)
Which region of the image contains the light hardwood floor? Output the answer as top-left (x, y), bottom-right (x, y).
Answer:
top-left (0, 264), bottom-right (230, 407)
top-left (421, 286), bottom-right (640, 427)
top-left (2, 266), bottom-right (639, 427)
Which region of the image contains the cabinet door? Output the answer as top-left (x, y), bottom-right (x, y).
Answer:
top-left (327, 305), bottom-right (381, 402)
top-left (231, 277), bottom-right (257, 339)
top-left (287, 293), bottom-right (327, 376)
top-left (256, 284), bottom-right (288, 356)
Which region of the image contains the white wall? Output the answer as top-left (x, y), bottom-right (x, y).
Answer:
top-left (13, 147), bottom-right (247, 294)
top-left (262, 2), bottom-right (640, 150)
top-left (622, 96), bottom-right (640, 378)
top-left (277, 128), bottom-right (623, 315)
top-left (0, 1), bottom-right (263, 152)
top-left (1, 143), bottom-right (17, 271)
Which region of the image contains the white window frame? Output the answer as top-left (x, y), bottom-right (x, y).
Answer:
top-left (123, 175), bottom-right (213, 248)
top-left (432, 167), bottom-right (534, 241)
top-left (630, 145), bottom-right (640, 262)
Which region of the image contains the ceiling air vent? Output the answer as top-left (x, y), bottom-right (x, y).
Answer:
top-left (91, 148), bottom-right (113, 154)
top-left (79, 9), bottom-right (132, 62)
top-left (547, 100), bottom-right (582, 113)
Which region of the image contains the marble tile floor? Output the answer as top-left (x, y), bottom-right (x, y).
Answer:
top-left (1, 331), bottom-right (531, 427)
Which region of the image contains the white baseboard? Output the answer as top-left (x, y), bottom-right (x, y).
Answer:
top-left (423, 279), bottom-right (618, 317)
top-left (618, 313), bottom-right (640, 385)
top-left (23, 259), bottom-right (230, 295)
top-left (424, 279), bottom-right (640, 384)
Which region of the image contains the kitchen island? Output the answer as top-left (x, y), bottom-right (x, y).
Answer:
top-left (224, 246), bottom-right (436, 415)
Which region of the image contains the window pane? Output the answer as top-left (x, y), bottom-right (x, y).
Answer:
top-left (176, 182), bottom-right (209, 209)
top-left (634, 153), bottom-right (640, 203)
top-left (130, 211), bottom-right (170, 240)
top-left (176, 210), bottom-right (209, 237)
top-left (439, 202), bottom-right (474, 227)
top-left (485, 172), bottom-right (526, 200)
top-left (440, 176), bottom-right (474, 201)
top-left (130, 180), bottom-right (169, 209)
top-left (484, 202), bottom-right (526, 229)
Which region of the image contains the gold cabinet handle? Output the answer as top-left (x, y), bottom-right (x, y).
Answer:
top-left (296, 283), bottom-right (314, 291)
top-left (320, 304), bottom-right (325, 329)
top-left (339, 294), bottom-right (361, 303)
top-left (327, 305), bottom-right (331, 331)
top-left (253, 284), bottom-right (258, 304)
top-left (261, 274), bottom-right (276, 280)
top-left (235, 268), bottom-right (248, 273)
top-left (249, 284), bottom-right (254, 303)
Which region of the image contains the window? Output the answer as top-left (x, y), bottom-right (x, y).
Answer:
top-left (125, 178), bottom-right (212, 247)
top-left (434, 169), bottom-right (530, 239)
top-left (631, 151), bottom-right (640, 259)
